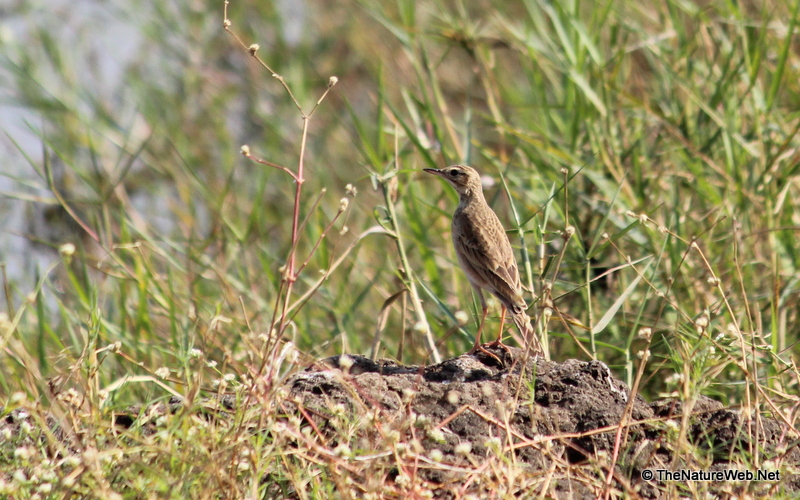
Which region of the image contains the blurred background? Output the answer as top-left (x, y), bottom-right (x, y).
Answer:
top-left (1, 0), bottom-right (799, 405)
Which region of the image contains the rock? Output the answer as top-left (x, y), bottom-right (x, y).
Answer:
top-left (282, 347), bottom-right (798, 498)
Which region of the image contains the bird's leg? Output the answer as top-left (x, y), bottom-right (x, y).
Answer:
top-left (472, 302), bottom-right (488, 353)
top-left (485, 306), bottom-right (512, 352)
top-left (467, 289), bottom-right (502, 363)
top-left (496, 306), bottom-right (506, 343)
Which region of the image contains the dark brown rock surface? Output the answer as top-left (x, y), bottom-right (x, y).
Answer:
top-left (283, 347), bottom-right (799, 499)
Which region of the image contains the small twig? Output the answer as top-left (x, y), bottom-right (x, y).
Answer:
top-left (240, 149), bottom-right (298, 182)
top-left (294, 200), bottom-right (349, 277)
top-left (602, 341), bottom-right (651, 499)
top-left (224, 2), bottom-right (304, 114)
top-left (295, 402), bottom-right (329, 447)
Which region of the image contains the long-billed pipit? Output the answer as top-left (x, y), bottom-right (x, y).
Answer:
top-left (424, 165), bottom-right (543, 357)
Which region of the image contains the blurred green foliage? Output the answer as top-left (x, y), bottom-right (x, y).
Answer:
top-left (0, 0), bottom-right (798, 411)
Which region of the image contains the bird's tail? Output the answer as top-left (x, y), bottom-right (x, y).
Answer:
top-left (511, 310), bottom-right (544, 358)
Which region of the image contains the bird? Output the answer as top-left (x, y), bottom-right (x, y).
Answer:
top-left (424, 165), bottom-right (543, 358)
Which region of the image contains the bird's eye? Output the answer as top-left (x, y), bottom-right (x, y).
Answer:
top-left (449, 169), bottom-right (459, 176)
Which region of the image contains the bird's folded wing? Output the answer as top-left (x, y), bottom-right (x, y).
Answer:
top-left (454, 215), bottom-right (524, 309)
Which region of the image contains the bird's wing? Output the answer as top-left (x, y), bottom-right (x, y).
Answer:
top-left (453, 208), bottom-right (525, 311)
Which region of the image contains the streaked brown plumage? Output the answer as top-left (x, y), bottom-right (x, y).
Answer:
top-left (424, 165), bottom-right (543, 356)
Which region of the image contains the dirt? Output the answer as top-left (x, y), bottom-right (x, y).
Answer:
top-left (3, 347), bottom-right (797, 498)
top-left (285, 347), bottom-right (800, 498)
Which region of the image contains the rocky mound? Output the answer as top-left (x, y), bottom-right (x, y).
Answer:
top-left (3, 347), bottom-right (796, 498)
top-left (284, 347), bottom-right (799, 498)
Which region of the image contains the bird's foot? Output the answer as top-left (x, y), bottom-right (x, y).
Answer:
top-left (468, 342), bottom-right (504, 364)
top-left (482, 339), bottom-right (512, 353)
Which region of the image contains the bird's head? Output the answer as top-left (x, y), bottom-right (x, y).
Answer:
top-left (423, 165), bottom-right (483, 197)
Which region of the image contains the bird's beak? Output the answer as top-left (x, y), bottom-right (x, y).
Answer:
top-left (423, 168), bottom-right (443, 177)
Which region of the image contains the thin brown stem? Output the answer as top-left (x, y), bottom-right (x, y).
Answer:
top-left (242, 153), bottom-right (298, 182)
